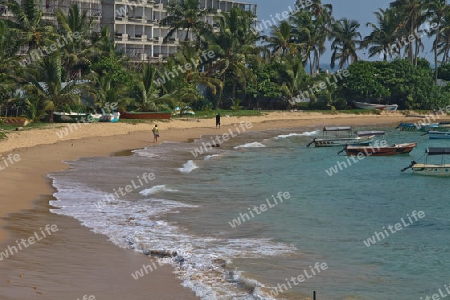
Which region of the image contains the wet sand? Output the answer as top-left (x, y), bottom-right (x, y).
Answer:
top-left (0, 112), bottom-right (420, 299)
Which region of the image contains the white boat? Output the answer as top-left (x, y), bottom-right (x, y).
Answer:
top-left (307, 127), bottom-right (375, 147)
top-left (402, 147), bottom-right (450, 176)
top-left (354, 101), bottom-right (398, 111)
top-left (99, 109), bottom-right (120, 122)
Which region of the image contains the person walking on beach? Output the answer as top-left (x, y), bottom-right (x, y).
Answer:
top-left (216, 113), bottom-right (221, 129)
top-left (152, 124), bottom-right (159, 143)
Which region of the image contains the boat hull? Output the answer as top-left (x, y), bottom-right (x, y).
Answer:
top-left (120, 111), bottom-right (171, 120)
top-left (0, 117), bottom-right (31, 126)
top-left (53, 112), bottom-right (99, 123)
top-left (345, 143), bottom-right (417, 156)
top-left (412, 164), bottom-right (450, 176)
top-left (313, 137), bottom-right (373, 147)
top-left (429, 131), bottom-right (450, 139)
top-left (354, 101), bottom-right (398, 111)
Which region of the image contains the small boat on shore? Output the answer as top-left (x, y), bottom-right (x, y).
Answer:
top-left (342, 142), bottom-right (417, 156)
top-left (354, 101), bottom-right (398, 111)
top-left (307, 127), bottom-right (376, 147)
top-left (99, 109), bottom-right (120, 123)
top-left (120, 111), bottom-right (172, 120)
top-left (0, 116), bottom-right (31, 126)
top-left (53, 112), bottom-right (100, 123)
top-left (402, 147), bottom-right (450, 176)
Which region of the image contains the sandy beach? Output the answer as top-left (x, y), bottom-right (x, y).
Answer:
top-left (0, 111), bottom-right (420, 299)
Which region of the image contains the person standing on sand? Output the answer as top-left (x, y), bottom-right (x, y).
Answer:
top-left (216, 113), bottom-right (221, 129)
top-left (152, 124), bottom-right (159, 143)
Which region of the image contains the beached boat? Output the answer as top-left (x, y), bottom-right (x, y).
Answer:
top-left (120, 111), bottom-right (172, 120)
top-left (99, 109), bottom-right (120, 123)
top-left (172, 106), bottom-right (195, 116)
top-left (428, 131), bottom-right (450, 139)
top-left (307, 127), bottom-right (375, 147)
top-left (53, 112), bottom-right (100, 123)
top-left (354, 101), bottom-right (398, 111)
top-left (342, 142), bottom-right (417, 156)
top-left (402, 147), bottom-right (450, 176)
top-left (0, 116), bottom-right (31, 126)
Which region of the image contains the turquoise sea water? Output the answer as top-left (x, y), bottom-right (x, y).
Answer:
top-left (49, 125), bottom-right (450, 299)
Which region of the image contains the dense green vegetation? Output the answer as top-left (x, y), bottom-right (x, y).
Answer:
top-left (1, 0), bottom-right (450, 122)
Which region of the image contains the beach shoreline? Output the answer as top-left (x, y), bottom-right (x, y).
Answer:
top-left (0, 111), bottom-right (421, 299)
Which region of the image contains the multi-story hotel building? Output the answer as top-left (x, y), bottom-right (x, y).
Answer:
top-left (1, 0), bottom-right (257, 61)
top-left (101, 0), bottom-right (257, 62)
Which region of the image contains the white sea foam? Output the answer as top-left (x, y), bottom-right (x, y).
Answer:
top-left (140, 185), bottom-right (178, 196)
top-left (48, 178), bottom-right (294, 300)
top-left (233, 142), bottom-right (265, 149)
top-left (178, 160), bottom-right (198, 173)
top-left (275, 131), bottom-right (320, 139)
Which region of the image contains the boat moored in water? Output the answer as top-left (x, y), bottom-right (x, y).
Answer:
top-left (402, 147), bottom-right (450, 176)
top-left (307, 127), bottom-right (376, 147)
top-left (342, 142), bottom-right (417, 156)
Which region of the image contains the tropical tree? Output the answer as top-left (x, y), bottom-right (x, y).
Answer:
top-left (0, 20), bottom-right (22, 107)
top-left (290, 10), bottom-right (320, 74)
top-left (55, 3), bottom-right (95, 80)
top-left (160, 0), bottom-right (213, 44)
top-left (330, 18), bottom-right (362, 69)
top-left (424, 0), bottom-right (450, 83)
top-left (23, 53), bottom-right (85, 121)
top-left (437, 10), bottom-right (450, 64)
top-left (363, 8), bottom-right (401, 61)
top-left (390, 0), bottom-right (427, 65)
top-left (298, 0), bottom-right (333, 73)
top-left (265, 21), bottom-right (297, 57)
top-left (203, 7), bottom-right (259, 109)
top-left (0, 0), bottom-right (54, 50)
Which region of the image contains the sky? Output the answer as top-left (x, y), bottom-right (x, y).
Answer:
top-left (251, 0), bottom-right (435, 68)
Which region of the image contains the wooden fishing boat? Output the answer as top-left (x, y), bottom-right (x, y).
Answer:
top-left (53, 112), bottom-right (100, 123)
top-left (307, 127), bottom-right (375, 147)
top-left (342, 142), bottom-right (417, 156)
top-left (354, 101), bottom-right (398, 111)
top-left (402, 147), bottom-right (450, 176)
top-left (120, 111), bottom-right (172, 120)
top-left (0, 116), bottom-right (31, 126)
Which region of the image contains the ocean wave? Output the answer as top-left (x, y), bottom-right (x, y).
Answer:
top-left (178, 160), bottom-right (198, 173)
top-left (275, 131), bottom-right (320, 139)
top-left (139, 185), bottom-right (178, 196)
top-left (233, 142), bottom-right (266, 149)
top-left (49, 179), bottom-right (293, 300)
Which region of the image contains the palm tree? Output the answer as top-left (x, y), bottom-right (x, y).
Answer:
top-left (363, 8), bottom-right (400, 61)
top-left (0, 0), bottom-right (54, 50)
top-left (424, 0), bottom-right (450, 83)
top-left (24, 53), bottom-right (84, 121)
top-left (203, 7), bottom-right (258, 109)
top-left (290, 10), bottom-right (319, 74)
top-left (265, 21), bottom-right (297, 57)
top-left (330, 19), bottom-right (362, 69)
top-left (305, 0), bottom-right (333, 72)
top-left (132, 63), bottom-right (164, 111)
top-left (160, 0), bottom-right (213, 44)
top-left (55, 3), bottom-right (94, 80)
top-left (438, 10), bottom-right (450, 64)
top-left (390, 0), bottom-right (427, 65)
